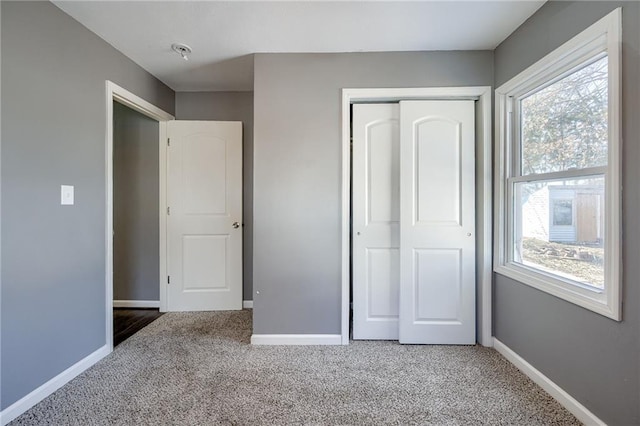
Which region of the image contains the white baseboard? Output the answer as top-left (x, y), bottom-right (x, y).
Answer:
top-left (0, 345), bottom-right (110, 426)
top-left (251, 334), bottom-right (342, 345)
top-left (242, 300), bottom-right (253, 309)
top-left (493, 338), bottom-right (606, 426)
top-left (113, 300), bottom-right (159, 308)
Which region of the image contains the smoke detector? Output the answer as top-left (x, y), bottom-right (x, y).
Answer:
top-left (171, 43), bottom-right (192, 61)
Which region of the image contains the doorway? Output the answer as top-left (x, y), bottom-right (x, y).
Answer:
top-left (112, 101), bottom-right (164, 346)
top-left (112, 101), bottom-right (160, 307)
top-left (340, 87), bottom-right (493, 346)
top-left (106, 81), bottom-right (174, 352)
top-left (106, 84), bottom-right (245, 350)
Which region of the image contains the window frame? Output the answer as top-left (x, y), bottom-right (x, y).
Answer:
top-left (494, 8), bottom-right (622, 320)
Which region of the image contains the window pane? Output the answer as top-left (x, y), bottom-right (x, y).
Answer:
top-left (513, 176), bottom-right (604, 288)
top-left (552, 200), bottom-right (573, 226)
top-left (520, 56), bottom-right (608, 175)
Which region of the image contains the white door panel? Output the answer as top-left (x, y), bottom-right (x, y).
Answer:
top-left (399, 101), bottom-right (475, 344)
top-left (167, 121), bottom-right (242, 311)
top-left (414, 119), bottom-right (462, 225)
top-left (182, 235), bottom-right (228, 289)
top-left (352, 104), bottom-right (400, 340)
top-left (181, 134), bottom-right (228, 214)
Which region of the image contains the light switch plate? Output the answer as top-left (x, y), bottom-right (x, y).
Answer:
top-left (61, 185), bottom-right (74, 205)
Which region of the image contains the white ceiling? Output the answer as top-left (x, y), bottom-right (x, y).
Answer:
top-left (53, 1), bottom-right (545, 92)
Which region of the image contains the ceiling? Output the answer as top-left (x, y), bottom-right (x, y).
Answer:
top-left (53, 1), bottom-right (546, 92)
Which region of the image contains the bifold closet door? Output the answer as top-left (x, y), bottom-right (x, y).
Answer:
top-left (398, 100), bottom-right (476, 345)
top-left (352, 104), bottom-right (401, 340)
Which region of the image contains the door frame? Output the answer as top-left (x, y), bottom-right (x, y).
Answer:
top-left (341, 87), bottom-right (493, 346)
top-left (105, 81), bottom-right (174, 352)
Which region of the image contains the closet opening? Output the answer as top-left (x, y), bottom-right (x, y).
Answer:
top-left (340, 87), bottom-right (493, 347)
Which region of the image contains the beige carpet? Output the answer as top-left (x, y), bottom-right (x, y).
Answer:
top-left (11, 310), bottom-right (580, 425)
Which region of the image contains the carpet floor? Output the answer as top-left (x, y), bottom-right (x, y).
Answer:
top-left (11, 310), bottom-right (580, 425)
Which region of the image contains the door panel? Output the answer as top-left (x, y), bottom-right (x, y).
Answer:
top-left (399, 101), bottom-right (475, 344)
top-left (414, 249), bottom-right (461, 321)
top-left (415, 119), bottom-right (462, 225)
top-left (368, 124), bottom-right (400, 224)
top-left (167, 121), bottom-right (242, 311)
top-left (352, 104), bottom-right (400, 340)
top-left (182, 235), bottom-right (228, 290)
top-left (182, 134), bottom-right (227, 214)
top-left (367, 248), bottom-right (400, 318)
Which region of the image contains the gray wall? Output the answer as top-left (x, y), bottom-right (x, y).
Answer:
top-left (1, 1), bottom-right (174, 410)
top-left (493, 2), bottom-right (640, 425)
top-left (252, 52), bottom-right (493, 334)
top-left (113, 102), bottom-right (160, 302)
top-left (175, 92), bottom-right (254, 301)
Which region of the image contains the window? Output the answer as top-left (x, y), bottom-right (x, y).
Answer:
top-left (495, 8), bottom-right (621, 320)
top-left (552, 200), bottom-right (573, 226)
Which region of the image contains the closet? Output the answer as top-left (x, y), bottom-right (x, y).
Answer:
top-left (352, 101), bottom-right (476, 344)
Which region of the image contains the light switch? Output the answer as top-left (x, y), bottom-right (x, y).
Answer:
top-left (61, 185), bottom-right (74, 205)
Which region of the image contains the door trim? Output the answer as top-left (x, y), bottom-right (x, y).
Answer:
top-left (105, 81), bottom-right (174, 352)
top-left (341, 87), bottom-right (493, 346)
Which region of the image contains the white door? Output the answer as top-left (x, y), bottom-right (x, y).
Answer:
top-left (352, 104), bottom-right (400, 340)
top-left (167, 120), bottom-right (243, 311)
top-left (399, 101), bottom-right (475, 344)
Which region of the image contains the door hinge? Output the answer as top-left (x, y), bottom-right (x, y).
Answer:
top-left (167, 138), bottom-right (171, 147)
top-left (167, 276), bottom-right (171, 284)
top-left (167, 206), bottom-right (171, 215)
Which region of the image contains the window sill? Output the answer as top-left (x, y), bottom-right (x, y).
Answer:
top-left (494, 263), bottom-right (620, 321)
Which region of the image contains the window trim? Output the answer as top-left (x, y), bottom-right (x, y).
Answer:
top-left (494, 8), bottom-right (622, 320)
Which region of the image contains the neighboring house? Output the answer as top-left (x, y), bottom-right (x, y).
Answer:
top-left (523, 184), bottom-right (604, 244)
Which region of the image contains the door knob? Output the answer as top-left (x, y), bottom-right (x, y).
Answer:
top-left (233, 222), bottom-right (240, 229)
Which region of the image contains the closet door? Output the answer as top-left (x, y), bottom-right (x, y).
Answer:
top-left (398, 101), bottom-right (476, 344)
top-left (352, 104), bottom-right (400, 340)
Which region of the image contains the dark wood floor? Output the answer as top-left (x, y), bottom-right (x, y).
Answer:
top-left (113, 308), bottom-right (164, 347)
